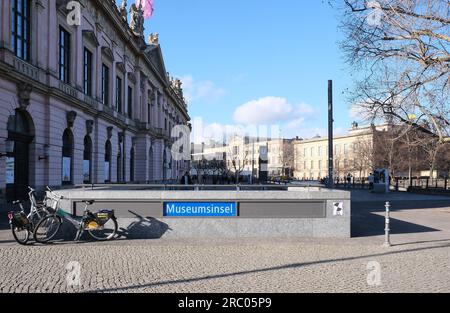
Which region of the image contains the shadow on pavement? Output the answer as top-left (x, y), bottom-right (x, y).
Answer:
top-left (89, 242), bottom-right (450, 293)
top-left (352, 213), bottom-right (439, 237)
top-left (351, 200), bottom-right (447, 238)
top-left (116, 211), bottom-right (171, 240)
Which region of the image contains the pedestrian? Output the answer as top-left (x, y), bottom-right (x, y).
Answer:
top-left (347, 173), bottom-right (352, 189)
top-left (180, 171), bottom-right (192, 185)
top-left (368, 173), bottom-right (374, 190)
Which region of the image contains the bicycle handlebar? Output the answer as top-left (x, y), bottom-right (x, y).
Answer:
top-left (46, 186), bottom-right (65, 200)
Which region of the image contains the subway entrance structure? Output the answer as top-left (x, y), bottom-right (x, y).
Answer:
top-left (54, 185), bottom-right (351, 239)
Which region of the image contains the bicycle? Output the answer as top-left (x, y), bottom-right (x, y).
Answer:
top-left (7, 187), bottom-right (53, 245)
top-left (33, 187), bottom-right (118, 244)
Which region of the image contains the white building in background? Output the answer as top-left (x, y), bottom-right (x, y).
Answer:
top-left (192, 136), bottom-right (298, 179)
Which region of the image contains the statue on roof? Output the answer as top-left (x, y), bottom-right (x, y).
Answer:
top-left (148, 33), bottom-right (159, 44)
top-left (170, 78), bottom-right (184, 97)
top-left (119, 0), bottom-right (128, 22)
top-left (130, 3), bottom-right (144, 37)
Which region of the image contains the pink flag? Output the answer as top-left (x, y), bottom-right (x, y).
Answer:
top-left (136, 0), bottom-right (154, 19)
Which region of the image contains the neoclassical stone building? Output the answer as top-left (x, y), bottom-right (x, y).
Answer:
top-left (0, 0), bottom-right (190, 201)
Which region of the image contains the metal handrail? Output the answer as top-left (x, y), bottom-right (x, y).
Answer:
top-left (68, 183), bottom-right (324, 192)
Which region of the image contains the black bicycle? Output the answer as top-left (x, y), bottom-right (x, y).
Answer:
top-left (7, 187), bottom-right (54, 245)
top-left (33, 187), bottom-right (118, 244)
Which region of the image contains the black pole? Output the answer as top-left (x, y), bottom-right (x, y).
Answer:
top-left (328, 80), bottom-right (334, 188)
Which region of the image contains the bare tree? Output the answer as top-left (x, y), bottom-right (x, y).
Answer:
top-left (352, 137), bottom-right (375, 179)
top-left (227, 146), bottom-right (249, 184)
top-left (281, 141), bottom-right (295, 178)
top-left (335, 0), bottom-right (450, 142)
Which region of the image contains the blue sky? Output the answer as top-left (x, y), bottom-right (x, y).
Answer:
top-left (117, 0), bottom-right (356, 142)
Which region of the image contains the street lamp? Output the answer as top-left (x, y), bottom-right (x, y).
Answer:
top-left (0, 139), bottom-right (14, 158)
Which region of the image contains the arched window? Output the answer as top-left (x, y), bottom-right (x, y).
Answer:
top-left (62, 129), bottom-right (74, 185)
top-left (130, 147), bottom-right (135, 182)
top-left (83, 136), bottom-right (92, 183)
top-left (117, 151), bottom-right (122, 183)
top-left (163, 149), bottom-right (167, 180)
top-left (104, 140), bottom-right (112, 183)
top-left (6, 110), bottom-right (34, 200)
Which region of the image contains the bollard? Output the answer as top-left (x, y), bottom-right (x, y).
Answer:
top-left (383, 201), bottom-right (391, 247)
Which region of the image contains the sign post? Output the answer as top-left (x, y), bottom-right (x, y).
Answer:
top-left (328, 80), bottom-right (334, 188)
top-left (383, 201), bottom-right (391, 247)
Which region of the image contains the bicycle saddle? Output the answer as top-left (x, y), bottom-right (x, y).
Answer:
top-left (83, 200), bottom-right (96, 205)
top-left (12, 200), bottom-right (22, 205)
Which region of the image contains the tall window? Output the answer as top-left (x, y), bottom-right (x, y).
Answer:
top-left (130, 147), bottom-right (135, 182)
top-left (11, 0), bottom-right (31, 61)
top-left (62, 129), bottom-right (74, 185)
top-left (83, 48), bottom-right (93, 96)
top-left (127, 86), bottom-right (133, 118)
top-left (59, 27), bottom-right (70, 83)
top-left (104, 140), bottom-right (112, 183)
top-left (148, 102), bottom-right (151, 124)
top-left (116, 77), bottom-right (122, 113)
top-left (102, 64), bottom-right (110, 106)
top-left (83, 136), bottom-right (92, 184)
top-left (117, 153), bottom-right (122, 182)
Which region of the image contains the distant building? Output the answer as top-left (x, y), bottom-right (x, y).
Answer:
top-left (192, 136), bottom-right (299, 181)
top-left (294, 124), bottom-right (391, 180)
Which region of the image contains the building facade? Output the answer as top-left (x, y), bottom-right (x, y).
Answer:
top-left (0, 0), bottom-right (190, 201)
top-left (192, 137), bottom-right (297, 180)
top-left (293, 124), bottom-right (390, 181)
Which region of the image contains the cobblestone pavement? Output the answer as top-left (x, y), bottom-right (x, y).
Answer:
top-left (0, 238), bottom-right (448, 293)
top-left (0, 191), bottom-right (449, 293)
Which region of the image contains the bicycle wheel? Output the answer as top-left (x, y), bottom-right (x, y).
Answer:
top-left (33, 215), bottom-right (62, 244)
top-left (87, 218), bottom-right (118, 241)
top-left (11, 225), bottom-right (30, 245)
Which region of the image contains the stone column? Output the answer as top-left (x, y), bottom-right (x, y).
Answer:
top-left (0, 0), bottom-right (11, 49)
top-left (75, 25), bottom-right (83, 91)
top-left (95, 29), bottom-right (103, 102)
top-left (152, 90), bottom-right (158, 127)
top-left (47, 0), bottom-right (59, 80)
top-left (123, 70), bottom-right (129, 116)
top-left (134, 68), bottom-right (141, 120)
top-left (111, 43), bottom-right (117, 109)
top-left (142, 80), bottom-right (149, 123)
top-left (134, 137), bottom-right (149, 183)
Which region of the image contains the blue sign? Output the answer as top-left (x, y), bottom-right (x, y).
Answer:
top-left (164, 202), bottom-right (237, 217)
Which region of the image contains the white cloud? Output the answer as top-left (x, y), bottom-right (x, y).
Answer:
top-left (233, 97), bottom-right (315, 125)
top-left (190, 117), bottom-right (282, 145)
top-left (285, 117), bottom-right (306, 130)
top-left (179, 75), bottom-right (226, 104)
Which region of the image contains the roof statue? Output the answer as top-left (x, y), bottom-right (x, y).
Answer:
top-left (148, 33), bottom-right (159, 44)
top-left (119, 0), bottom-right (128, 21)
top-left (130, 3), bottom-right (144, 37)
